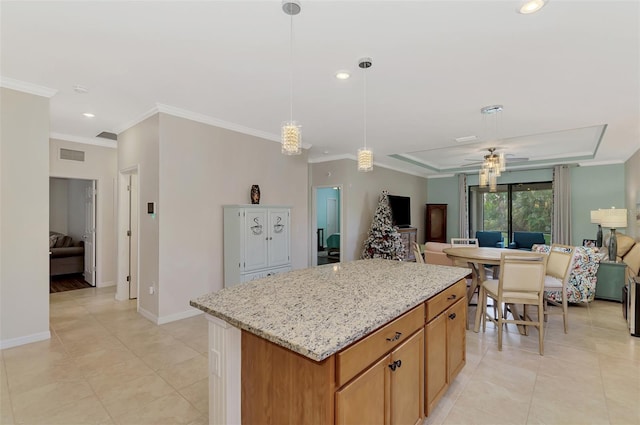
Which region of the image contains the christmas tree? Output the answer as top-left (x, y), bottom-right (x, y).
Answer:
top-left (362, 190), bottom-right (405, 260)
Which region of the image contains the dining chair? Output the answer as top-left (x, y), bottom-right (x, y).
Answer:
top-left (543, 244), bottom-right (575, 333)
top-left (412, 241), bottom-right (425, 264)
top-left (479, 251), bottom-right (547, 355)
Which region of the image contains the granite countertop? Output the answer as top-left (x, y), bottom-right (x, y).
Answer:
top-left (190, 258), bottom-right (470, 362)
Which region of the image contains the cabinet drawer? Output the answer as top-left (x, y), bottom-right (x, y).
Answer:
top-left (425, 279), bottom-right (466, 322)
top-left (337, 303), bottom-right (424, 388)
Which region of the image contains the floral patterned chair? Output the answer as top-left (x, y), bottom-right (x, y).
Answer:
top-left (531, 244), bottom-right (601, 303)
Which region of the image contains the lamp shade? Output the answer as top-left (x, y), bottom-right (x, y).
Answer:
top-left (600, 208), bottom-right (627, 228)
top-left (590, 210), bottom-right (602, 224)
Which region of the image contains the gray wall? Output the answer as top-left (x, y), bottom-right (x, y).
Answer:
top-left (0, 88), bottom-right (50, 347)
top-left (50, 139), bottom-right (118, 287)
top-left (310, 160), bottom-right (428, 261)
top-left (625, 148), bottom-right (640, 240)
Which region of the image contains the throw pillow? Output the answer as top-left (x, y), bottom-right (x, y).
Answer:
top-left (616, 233), bottom-right (635, 257)
top-left (61, 236), bottom-right (73, 248)
top-left (49, 234), bottom-right (58, 248)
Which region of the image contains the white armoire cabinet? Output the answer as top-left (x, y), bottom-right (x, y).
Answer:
top-left (223, 205), bottom-right (292, 287)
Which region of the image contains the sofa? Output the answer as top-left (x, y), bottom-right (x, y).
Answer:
top-left (509, 231), bottom-right (546, 251)
top-left (604, 232), bottom-right (640, 282)
top-left (49, 231), bottom-right (84, 276)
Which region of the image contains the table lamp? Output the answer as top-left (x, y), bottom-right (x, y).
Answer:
top-left (600, 207), bottom-right (627, 261)
top-left (590, 209), bottom-right (602, 247)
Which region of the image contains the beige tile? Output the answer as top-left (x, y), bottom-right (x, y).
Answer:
top-left (114, 392), bottom-right (202, 425)
top-left (11, 380), bottom-right (95, 422)
top-left (0, 365), bottom-right (14, 425)
top-left (86, 357), bottom-right (156, 396)
top-left (97, 374), bottom-right (175, 418)
top-left (157, 355), bottom-right (208, 390)
top-left (17, 395), bottom-right (113, 425)
top-left (74, 347), bottom-right (140, 377)
top-left (178, 378), bottom-right (208, 415)
top-left (7, 361), bottom-right (84, 395)
top-left (138, 340), bottom-right (201, 371)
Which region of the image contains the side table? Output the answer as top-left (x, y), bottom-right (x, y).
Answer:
top-left (595, 260), bottom-right (627, 302)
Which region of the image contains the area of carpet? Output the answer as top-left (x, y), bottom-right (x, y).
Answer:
top-left (50, 274), bottom-right (92, 293)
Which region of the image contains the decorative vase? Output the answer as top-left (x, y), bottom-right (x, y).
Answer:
top-left (250, 185), bottom-right (261, 205)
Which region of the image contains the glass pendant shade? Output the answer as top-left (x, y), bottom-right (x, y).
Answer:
top-left (357, 148), bottom-right (373, 172)
top-left (281, 121), bottom-right (301, 155)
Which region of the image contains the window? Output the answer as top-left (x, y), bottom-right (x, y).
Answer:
top-left (469, 182), bottom-right (552, 244)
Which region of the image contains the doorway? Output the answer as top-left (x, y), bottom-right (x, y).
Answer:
top-left (49, 177), bottom-right (97, 292)
top-left (312, 186), bottom-right (343, 266)
top-left (117, 169), bottom-right (139, 301)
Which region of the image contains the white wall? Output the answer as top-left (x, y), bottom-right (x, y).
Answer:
top-left (0, 88), bottom-right (51, 348)
top-left (157, 113), bottom-right (309, 321)
top-left (49, 178), bottom-right (68, 234)
top-left (50, 139), bottom-right (118, 287)
top-left (118, 115), bottom-right (160, 317)
top-left (625, 148), bottom-right (640, 240)
top-left (310, 160), bottom-right (428, 261)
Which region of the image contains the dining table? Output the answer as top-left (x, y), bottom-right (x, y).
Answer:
top-left (442, 246), bottom-right (525, 333)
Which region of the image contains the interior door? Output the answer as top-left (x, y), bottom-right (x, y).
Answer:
top-left (267, 209), bottom-right (290, 268)
top-left (129, 174), bottom-right (139, 299)
top-left (83, 180), bottom-right (96, 286)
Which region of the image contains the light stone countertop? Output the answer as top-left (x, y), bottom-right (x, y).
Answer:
top-left (190, 258), bottom-right (471, 362)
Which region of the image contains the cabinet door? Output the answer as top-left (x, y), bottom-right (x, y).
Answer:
top-left (425, 313), bottom-right (447, 416)
top-left (243, 209), bottom-right (269, 271)
top-left (390, 329), bottom-right (424, 425)
top-left (267, 209), bottom-right (290, 267)
top-left (426, 204), bottom-right (447, 243)
top-left (336, 355), bottom-right (390, 425)
top-left (446, 299), bottom-right (466, 381)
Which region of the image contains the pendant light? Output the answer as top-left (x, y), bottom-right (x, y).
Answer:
top-left (357, 57), bottom-right (373, 172)
top-left (281, 0), bottom-right (302, 155)
top-left (479, 105), bottom-right (505, 192)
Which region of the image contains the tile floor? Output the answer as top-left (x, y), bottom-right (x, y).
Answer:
top-left (0, 286), bottom-right (638, 424)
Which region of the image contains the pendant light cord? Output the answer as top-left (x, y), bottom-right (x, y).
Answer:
top-left (363, 64), bottom-right (367, 149)
top-left (289, 13), bottom-right (294, 122)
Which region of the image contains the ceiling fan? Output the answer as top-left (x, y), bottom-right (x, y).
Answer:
top-left (462, 147), bottom-right (529, 167)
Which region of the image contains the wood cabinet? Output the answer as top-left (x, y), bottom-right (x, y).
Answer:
top-left (336, 329), bottom-right (424, 425)
top-left (424, 279), bottom-right (467, 416)
top-left (223, 205), bottom-right (291, 287)
top-left (239, 282), bottom-right (466, 424)
top-left (398, 227), bottom-right (418, 261)
top-left (426, 204), bottom-right (447, 243)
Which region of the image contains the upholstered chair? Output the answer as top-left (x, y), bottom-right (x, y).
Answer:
top-left (542, 244), bottom-right (575, 333)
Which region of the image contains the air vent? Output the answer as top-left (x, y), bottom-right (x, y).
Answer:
top-left (59, 148), bottom-right (85, 162)
top-left (96, 131), bottom-right (117, 141)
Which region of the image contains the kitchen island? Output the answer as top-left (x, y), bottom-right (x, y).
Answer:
top-left (191, 258), bottom-right (470, 425)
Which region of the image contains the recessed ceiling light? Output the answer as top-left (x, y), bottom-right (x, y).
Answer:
top-left (73, 85), bottom-right (88, 94)
top-left (83, 112), bottom-right (95, 118)
top-left (518, 0), bottom-right (547, 14)
top-left (335, 71), bottom-right (350, 80)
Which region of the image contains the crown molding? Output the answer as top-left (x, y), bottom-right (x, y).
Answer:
top-left (0, 77), bottom-right (57, 98)
top-left (308, 154), bottom-right (429, 178)
top-left (578, 159), bottom-right (625, 167)
top-left (308, 154), bottom-right (355, 164)
top-left (113, 105), bottom-right (160, 135)
top-left (50, 132), bottom-right (117, 149)
top-left (427, 174), bottom-right (456, 179)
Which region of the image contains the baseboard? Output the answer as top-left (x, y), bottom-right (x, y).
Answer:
top-left (138, 307), bottom-right (159, 324)
top-left (157, 308), bottom-right (203, 325)
top-left (0, 331), bottom-right (51, 350)
top-left (97, 280), bottom-right (116, 288)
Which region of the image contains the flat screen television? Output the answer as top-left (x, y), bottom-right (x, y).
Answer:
top-left (388, 195), bottom-right (411, 228)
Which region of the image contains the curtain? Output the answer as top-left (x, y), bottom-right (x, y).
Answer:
top-left (552, 165), bottom-right (572, 244)
top-left (458, 174), bottom-right (469, 238)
